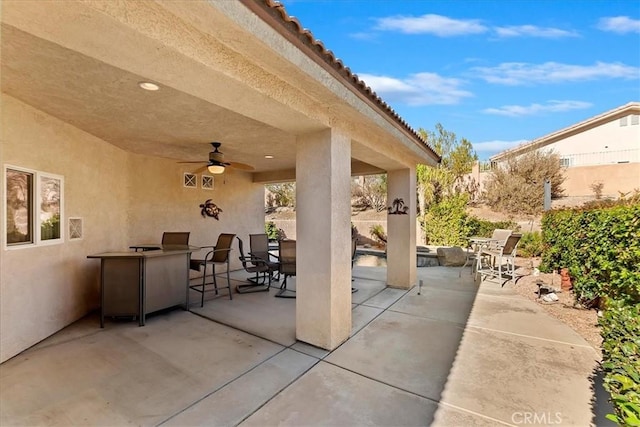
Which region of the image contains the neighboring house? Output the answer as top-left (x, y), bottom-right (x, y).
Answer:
top-left (472, 102), bottom-right (640, 200)
top-left (1, 0), bottom-right (439, 362)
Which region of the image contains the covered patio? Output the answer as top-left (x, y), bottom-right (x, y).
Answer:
top-left (0, 265), bottom-right (602, 426)
top-left (1, 0), bottom-right (438, 363)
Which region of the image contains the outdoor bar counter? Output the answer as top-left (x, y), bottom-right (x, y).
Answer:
top-left (87, 246), bottom-right (196, 327)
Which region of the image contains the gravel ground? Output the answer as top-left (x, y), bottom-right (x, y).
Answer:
top-left (505, 257), bottom-right (603, 357)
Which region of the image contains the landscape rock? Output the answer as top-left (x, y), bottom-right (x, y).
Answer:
top-left (436, 247), bottom-right (467, 267)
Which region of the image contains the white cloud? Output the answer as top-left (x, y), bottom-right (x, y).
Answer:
top-left (482, 100), bottom-right (592, 117)
top-left (472, 61), bottom-right (640, 85)
top-left (374, 14), bottom-right (487, 36)
top-left (597, 16), bottom-right (640, 34)
top-left (349, 32), bottom-right (378, 41)
top-left (494, 25), bottom-right (578, 38)
top-left (474, 139), bottom-right (529, 153)
top-left (358, 72), bottom-right (473, 106)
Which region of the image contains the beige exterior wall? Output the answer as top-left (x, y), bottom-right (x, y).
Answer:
top-left (563, 163), bottom-right (640, 197)
top-left (1, 95), bottom-right (264, 362)
top-left (546, 116), bottom-right (639, 157)
top-left (469, 162), bottom-right (639, 201)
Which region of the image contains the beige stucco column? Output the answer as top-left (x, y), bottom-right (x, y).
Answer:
top-left (296, 129), bottom-right (352, 350)
top-left (386, 167), bottom-right (417, 289)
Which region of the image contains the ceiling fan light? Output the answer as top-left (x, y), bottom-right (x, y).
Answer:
top-left (207, 164), bottom-right (226, 174)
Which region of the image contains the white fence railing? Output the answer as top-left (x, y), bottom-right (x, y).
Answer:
top-left (486, 149), bottom-right (639, 170)
top-left (559, 149), bottom-right (639, 167)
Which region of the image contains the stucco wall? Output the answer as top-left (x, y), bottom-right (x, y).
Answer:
top-left (470, 162), bottom-right (639, 203)
top-left (125, 154), bottom-right (264, 272)
top-left (547, 116), bottom-right (640, 157)
top-left (563, 163), bottom-right (640, 197)
top-left (1, 95), bottom-right (129, 362)
top-left (1, 95), bottom-right (264, 362)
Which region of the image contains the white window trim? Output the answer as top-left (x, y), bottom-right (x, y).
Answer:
top-left (4, 164), bottom-right (64, 250)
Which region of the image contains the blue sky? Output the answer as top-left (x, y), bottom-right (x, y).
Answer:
top-left (281, 0), bottom-right (640, 160)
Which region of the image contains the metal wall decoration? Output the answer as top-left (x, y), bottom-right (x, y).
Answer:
top-left (199, 199), bottom-right (222, 220)
top-left (388, 198), bottom-right (409, 215)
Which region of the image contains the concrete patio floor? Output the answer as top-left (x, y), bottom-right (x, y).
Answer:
top-left (0, 265), bottom-right (610, 426)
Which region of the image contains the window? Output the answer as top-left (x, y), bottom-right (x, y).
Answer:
top-left (620, 116), bottom-right (628, 126)
top-left (559, 157), bottom-right (572, 167)
top-left (5, 165), bottom-right (64, 248)
top-left (631, 115), bottom-right (639, 126)
top-left (38, 173), bottom-right (63, 242)
top-left (6, 167), bottom-right (34, 245)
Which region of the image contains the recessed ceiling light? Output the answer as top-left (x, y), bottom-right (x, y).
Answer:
top-left (265, 155), bottom-right (274, 159)
top-left (138, 81), bottom-right (160, 91)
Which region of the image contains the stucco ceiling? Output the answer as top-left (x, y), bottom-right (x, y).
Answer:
top-left (1, 1), bottom-right (434, 179)
top-left (1, 23), bottom-right (304, 173)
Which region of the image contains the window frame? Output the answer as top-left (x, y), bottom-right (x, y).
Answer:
top-left (4, 165), bottom-right (64, 250)
top-left (37, 171), bottom-right (64, 245)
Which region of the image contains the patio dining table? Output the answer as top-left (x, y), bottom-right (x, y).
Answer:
top-left (459, 236), bottom-right (498, 277)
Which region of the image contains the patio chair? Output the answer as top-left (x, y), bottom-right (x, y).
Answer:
top-left (236, 236), bottom-right (276, 294)
top-left (478, 232), bottom-right (522, 284)
top-left (189, 233), bottom-right (235, 306)
top-left (459, 228), bottom-right (512, 278)
top-left (351, 236), bottom-right (358, 293)
top-left (249, 234), bottom-right (280, 280)
top-left (161, 231), bottom-right (190, 247)
top-left (276, 239), bottom-right (296, 298)
top-left (486, 229), bottom-right (513, 250)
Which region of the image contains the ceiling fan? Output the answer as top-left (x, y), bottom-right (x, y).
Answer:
top-left (179, 142), bottom-right (254, 174)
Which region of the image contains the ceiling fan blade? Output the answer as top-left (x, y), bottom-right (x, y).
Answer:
top-left (192, 165), bottom-right (208, 173)
top-left (228, 162), bottom-right (255, 171)
top-left (177, 161), bottom-right (208, 164)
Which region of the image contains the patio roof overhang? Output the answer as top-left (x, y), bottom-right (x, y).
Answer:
top-left (1, 0), bottom-right (439, 180)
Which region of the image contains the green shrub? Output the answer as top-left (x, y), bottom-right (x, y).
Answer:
top-left (540, 199), bottom-right (640, 423)
top-left (600, 301), bottom-right (640, 426)
top-left (466, 217), bottom-right (519, 238)
top-left (265, 221), bottom-right (279, 241)
top-left (518, 231), bottom-right (543, 258)
top-left (369, 224), bottom-right (387, 245)
top-left (422, 193), bottom-right (472, 246)
top-left (41, 214), bottom-right (60, 240)
top-left (540, 203), bottom-right (640, 304)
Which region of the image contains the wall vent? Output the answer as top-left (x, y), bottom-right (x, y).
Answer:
top-left (69, 217), bottom-right (83, 240)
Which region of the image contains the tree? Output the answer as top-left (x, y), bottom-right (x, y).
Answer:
top-left (352, 174), bottom-right (387, 212)
top-left (419, 123), bottom-right (478, 181)
top-left (415, 123), bottom-right (479, 245)
top-left (266, 183), bottom-right (296, 209)
top-left (482, 150), bottom-right (566, 217)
